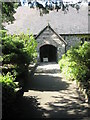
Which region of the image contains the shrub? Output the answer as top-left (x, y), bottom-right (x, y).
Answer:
top-left (0, 73), bottom-right (18, 117)
top-left (59, 42), bottom-right (90, 81)
top-left (0, 30), bottom-right (37, 118)
top-left (59, 41), bottom-right (90, 98)
top-left (1, 30), bottom-right (37, 84)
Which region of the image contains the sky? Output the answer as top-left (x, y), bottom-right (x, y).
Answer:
top-left (20, 0), bottom-right (87, 3)
top-left (20, 0), bottom-right (87, 6)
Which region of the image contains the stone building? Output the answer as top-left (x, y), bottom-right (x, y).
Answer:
top-left (35, 23), bottom-right (89, 62)
top-left (5, 5), bottom-right (90, 62)
top-left (35, 23), bottom-right (67, 62)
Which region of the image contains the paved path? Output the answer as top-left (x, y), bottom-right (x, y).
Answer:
top-left (24, 62), bottom-right (90, 119)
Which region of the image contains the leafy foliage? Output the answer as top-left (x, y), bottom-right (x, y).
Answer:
top-left (0, 72), bottom-right (17, 89)
top-left (1, 30), bottom-right (37, 84)
top-left (1, 30), bottom-right (37, 117)
top-left (27, 1), bottom-right (81, 16)
top-left (0, 73), bottom-right (18, 117)
top-left (2, 2), bottom-right (15, 23)
top-left (59, 41), bottom-right (90, 98)
top-left (1, 2), bottom-right (19, 29)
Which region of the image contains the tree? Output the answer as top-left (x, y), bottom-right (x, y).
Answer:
top-left (2, 2), bottom-right (15, 23)
top-left (0, 2), bottom-right (19, 29)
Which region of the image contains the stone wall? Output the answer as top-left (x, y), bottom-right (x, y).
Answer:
top-left (36, 25), bottom-right (89, 62)
top-left (61, 34), bottom-right (89, 51)
top-left (61, 35), bottom-right (81, 51)
top-left (36, 27), bottom-right (66, 62)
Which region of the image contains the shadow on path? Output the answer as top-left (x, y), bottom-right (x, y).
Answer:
top-left (4, 94), bottom-right (90, 119)
top-left (27, 62), bottom-right (69, 91)
top-left (3, 96), bottom-right (44, 119)
top-left (24, 63), bottom-right (90, 119)
top-left (5, 63), bottom-right (90, 119)
top-left (27, 74), bottom-right (69, 91)
top-left (42, 94), bottom-right (90, 119)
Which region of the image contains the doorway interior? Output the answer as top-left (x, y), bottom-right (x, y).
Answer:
top-left (40, 44), bottom-right (57, 62)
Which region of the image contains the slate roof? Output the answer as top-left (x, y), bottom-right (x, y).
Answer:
top-left (35, 23), bottom-right (67, 45)
top-left (5, 3), bottom-right (89, 35)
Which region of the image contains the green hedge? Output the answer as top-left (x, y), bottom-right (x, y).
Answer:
top-left (59, 41), bottom-right (90, 98)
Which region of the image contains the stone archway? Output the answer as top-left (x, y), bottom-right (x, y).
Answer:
top-left (40, 44), bottom-right (57, 62)
top-left (35, 24), bottom-right (67, 62)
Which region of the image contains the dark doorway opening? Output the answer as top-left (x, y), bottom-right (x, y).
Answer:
top-left (40, 44), bottom-right (57, 62)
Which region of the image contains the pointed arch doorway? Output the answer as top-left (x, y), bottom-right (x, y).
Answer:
top-left (40, 44), bottom-right (57, 62)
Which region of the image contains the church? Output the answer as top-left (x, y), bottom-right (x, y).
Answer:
top-left (5, 4), bottom-right (90, 62)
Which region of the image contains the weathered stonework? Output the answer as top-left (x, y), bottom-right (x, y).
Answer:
top-left (61, 34), bottom-right (90, 50)
top-left (35, 24), bottom-right (67, 62)
top-left (35, 24), bottom-right (90, 62)
top-left (61, 35), bottom-right (81, 50)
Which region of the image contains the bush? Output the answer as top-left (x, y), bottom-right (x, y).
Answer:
top-left (1, 30), bottom-right (37, 84)
top-left (0, 29), bottom-right (37, 118)
top-left (59, 41), bottom-right (90, 98)
top-left (59, 42), bottom-right (90, 81)
top-left (0, 73), bottom-right (17, 103)
top-left (0, 73), bottom-right (18, 117)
